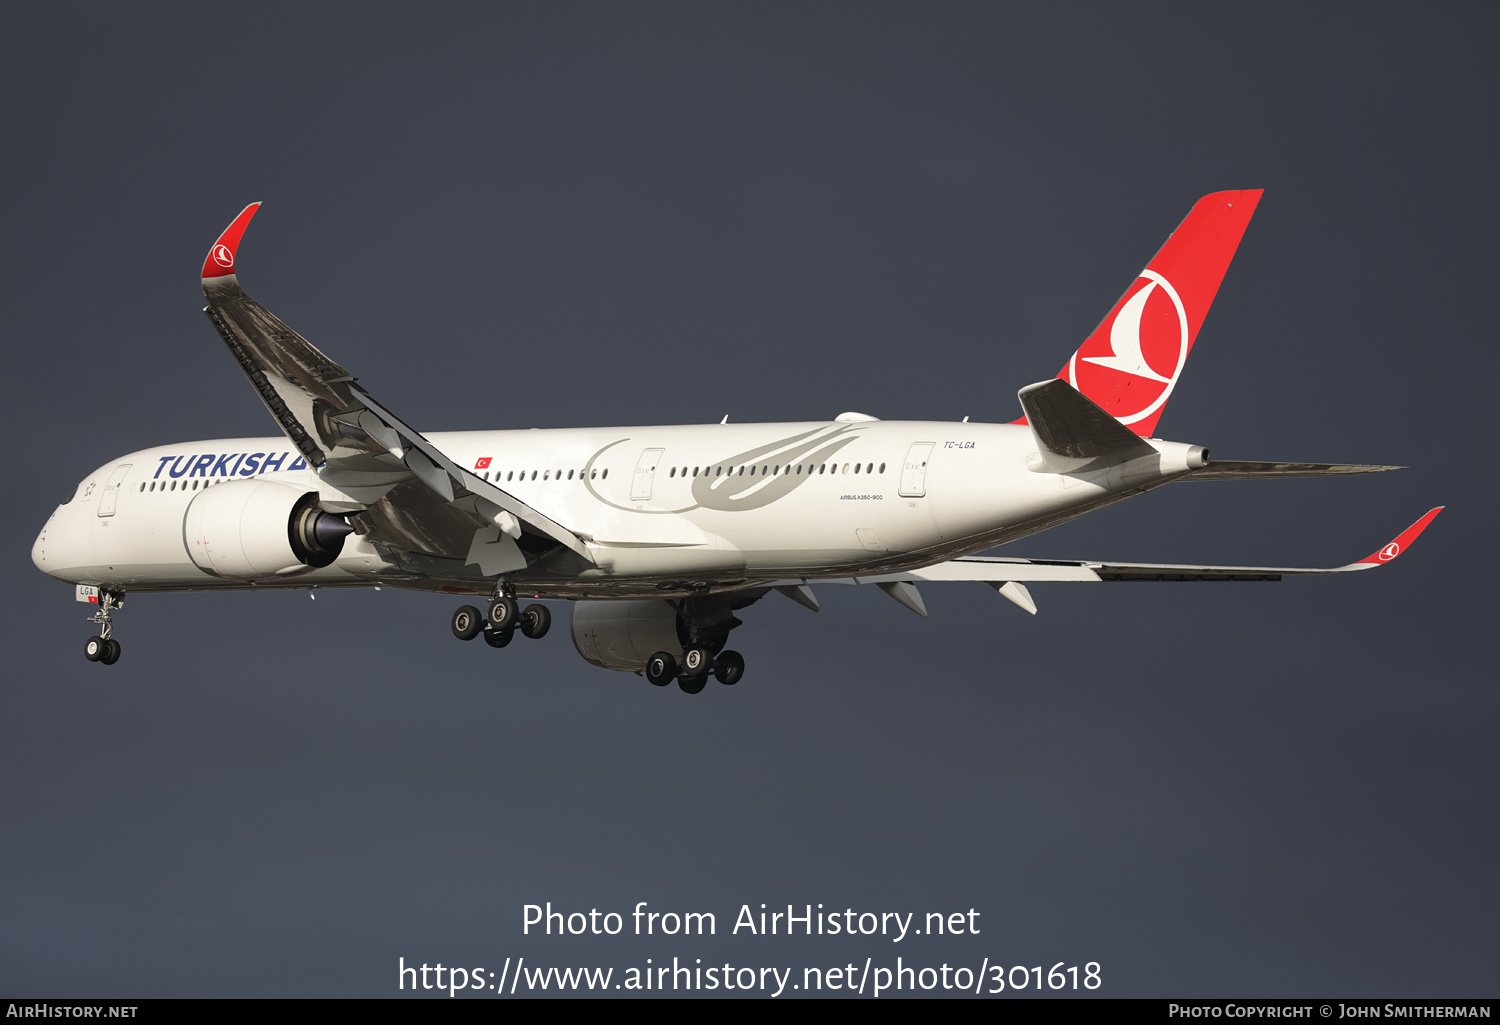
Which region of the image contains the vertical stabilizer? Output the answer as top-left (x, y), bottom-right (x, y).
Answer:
top-left (1047, 189), bottom-right (1262, 437)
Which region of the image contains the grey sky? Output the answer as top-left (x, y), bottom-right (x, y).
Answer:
top-left (1, 2), bottom-right (1494, 997)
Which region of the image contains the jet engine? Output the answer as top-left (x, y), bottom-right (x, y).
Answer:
top-left (183, 479), bottom-right (353, 580)
top-left (570, 599), bottom-right (685, 672)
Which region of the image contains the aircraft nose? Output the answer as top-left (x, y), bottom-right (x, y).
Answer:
top-left (32, 520), bottom-right (51, 573)
top-left (32, 510), bottom-right (70, 580)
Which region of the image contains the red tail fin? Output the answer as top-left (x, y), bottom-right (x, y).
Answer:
top-left (1054, 189), bottom-right (1261, 437)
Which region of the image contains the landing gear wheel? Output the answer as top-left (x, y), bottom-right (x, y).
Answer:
top-left (100, 639), bottom-right (121, 665)
top-left (678, 673), bottom-right (707, 695)
top-left (519, 603), bottom-right (551, 639)
top-left (645, 651), bottom-right (678, 687)
top-left (682, 646), bottom-right (712, 675)
top-left (713, 650), bottom-right (744, 685)
top-left (488, 597), bottom-right (520, 631)
top-left (483, 625), bottom-right (515, 648)
top-left (451, 605), bottom-right (483, 640)
top-left (84, 636), bottom-right (105, 662)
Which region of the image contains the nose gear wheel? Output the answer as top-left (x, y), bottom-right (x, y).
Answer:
top-left (82, 590), bottom-right (125, 665)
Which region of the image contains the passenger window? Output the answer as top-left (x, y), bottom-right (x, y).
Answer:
top-left (854, 463), bottom-right (861, 474)
top-left (879, 462), bottom-right (886, 473)
top-left (602, 469), bottom-right (609, 479)
top-left (842, 463), bottom-right (850, 474)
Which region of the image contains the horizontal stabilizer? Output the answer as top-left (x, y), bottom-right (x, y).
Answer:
top-left (1018, 379), bottom-right (1157, 467)
top-left (1187, 460), bottom-right (1404, 480)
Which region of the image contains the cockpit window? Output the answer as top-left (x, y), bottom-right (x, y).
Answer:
top-left (59, 482), bottom-right (76, 505)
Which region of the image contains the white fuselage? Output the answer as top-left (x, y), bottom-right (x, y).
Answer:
top-left (32, 418), bottom-right (1201, 598)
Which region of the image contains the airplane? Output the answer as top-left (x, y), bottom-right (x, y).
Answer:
top-left (31, 190), bottom-right (1441, 692)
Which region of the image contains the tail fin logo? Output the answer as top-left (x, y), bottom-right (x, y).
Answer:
top-left (1378, 542), bottom-right (1400, 561)
top-left (1068, 269), bottom-right (1188, 427)
top-left (211, 243), bottom-right (235, 270)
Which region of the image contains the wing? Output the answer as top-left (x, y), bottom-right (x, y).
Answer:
top-left (768, 508), bottom-right (1443, 617)
top-left (199, 204), bottom-right (593, 566)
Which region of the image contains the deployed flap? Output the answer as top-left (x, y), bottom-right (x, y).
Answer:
top-left (1018, 379), bottom-right (1157, 468)
top-left (466, 526), bottom-right (528, 577)
top-left (198, 204), bottom-right (593, 564)
top-left (1187, 460), bottom-right (1404, 480)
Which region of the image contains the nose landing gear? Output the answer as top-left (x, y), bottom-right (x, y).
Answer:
top-left (82, 590), bottom-right (124, 666)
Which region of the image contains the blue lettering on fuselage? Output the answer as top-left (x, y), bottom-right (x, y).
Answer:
top-left (146, 452), bottom-right (300, 479)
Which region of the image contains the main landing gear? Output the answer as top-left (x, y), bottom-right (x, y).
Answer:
top-left (645, 647), bottom-right (746, 693)
top-left (450, 585), bottom-right (551, 651)
top-left (82, 590), bottom-right (124, 666)
top-left (643, 595), bottom-right (749, 694)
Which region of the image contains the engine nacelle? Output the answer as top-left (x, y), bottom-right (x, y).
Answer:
top-left (571, 599), bottom-right (684, 672)
top-left (183, 479), bottom-right (352, 580)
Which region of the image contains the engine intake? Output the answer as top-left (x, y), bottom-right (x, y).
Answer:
top-left (184, 479), bottom-right (352, 579)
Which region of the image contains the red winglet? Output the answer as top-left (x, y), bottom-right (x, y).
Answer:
top-left (201, 202), bottom-right (262, 281)
top-left (1357, 507), bottom-right (1444, 565)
